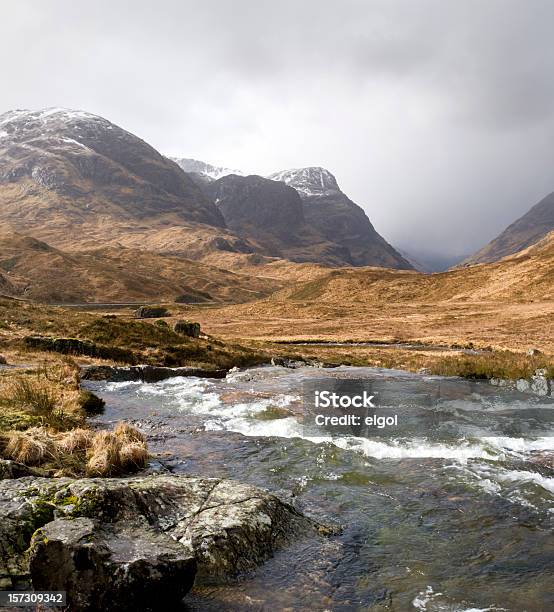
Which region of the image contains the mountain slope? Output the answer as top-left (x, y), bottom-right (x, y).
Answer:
top-left (188, 231), bottom-right (554, 350)
top-left (0, 108), bottom-right (225, 239)
top-left (269, 167), bottom-right (413, 269)
top-left (462, 192), bottom-right (554, 265)
top-left (203, 174), bottom-right (351, 265)
top-left (0, 231), bottom-right (283, 303)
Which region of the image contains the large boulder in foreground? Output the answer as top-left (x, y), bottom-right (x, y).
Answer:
top-left (30, 518), bottom-right (196, 612)
top-left (0, 475), bottom-right (320, 607)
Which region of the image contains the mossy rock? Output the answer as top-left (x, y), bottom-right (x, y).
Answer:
top-left (23, 335), bottom-right (136, 364)
top-left (173, 321), bottom-right (201, 338)
top-left (78, 391), bottom-right (105, 416)
top-left (134, 306), bottom-right (169, 319)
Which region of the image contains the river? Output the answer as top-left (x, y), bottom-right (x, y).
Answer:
top-left (84, 366), bottom-right (554, 612)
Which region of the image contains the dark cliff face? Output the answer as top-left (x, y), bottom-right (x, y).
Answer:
top-left (269, 167), bottom-right (413, 270)
top-left (462, 192), bottom-right (554, 265)
top-left (0, 109), bottom-right (225, 227)
top-left (203, 174), bottom-right (352, 265)
top-left (207, 174), bottom-right (305, 240)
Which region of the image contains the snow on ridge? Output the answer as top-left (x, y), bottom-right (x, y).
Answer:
top-left (171, 157), bottom-right (245, 181)
top-left (0, 107), bottom-right (107, 129)
top-left (268, 166), bottom-right (340, 197)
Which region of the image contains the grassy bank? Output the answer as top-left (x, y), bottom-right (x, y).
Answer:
top-left (0, 358), bottom-right (148, 477)
top-left (253, 340), bottom-right (554, 381)
top-left (0, 298), bottom-right (271, 477)
top-left (0, 298), bottom-right (268, 369)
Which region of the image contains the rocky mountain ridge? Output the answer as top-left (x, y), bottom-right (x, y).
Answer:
top-left (0, 108), bottom-right (224, 227)
top-left (461, 191), bottom-right (554, 265)
top-left (268, 166), bottom-right (413, 269)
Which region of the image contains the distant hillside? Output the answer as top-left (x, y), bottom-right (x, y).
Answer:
top-left (189, 231), bottom-right (554, 349)
top-left (462, 191), bottom-right (554, 265)
top-left (0, 231), bottom-right (282, 303)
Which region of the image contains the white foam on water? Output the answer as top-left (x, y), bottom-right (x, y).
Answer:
top-left (412, 585), bottom-right (505, 611)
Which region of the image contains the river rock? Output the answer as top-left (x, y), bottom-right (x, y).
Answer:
top-left (531, 373), bottom-right (550, 396)
top-left (0, 474), bottom-right (321, 599)
top-left (30, 518), bottom-right (196, 612)
top-left (81, 364), bottom-right (228, 382)
top-left (516, 378), bottom-right (531, 393)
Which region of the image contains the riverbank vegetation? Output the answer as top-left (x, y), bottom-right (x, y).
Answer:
top-left (0, 358), bottom-right (148, 476)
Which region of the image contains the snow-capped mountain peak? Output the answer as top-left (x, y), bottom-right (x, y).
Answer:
top-left (171, 157), bottom-right (244, 181)
top-left (0, 108), bottom-right (109, 132)
top-left (268, 167), bottom-right (340, 197)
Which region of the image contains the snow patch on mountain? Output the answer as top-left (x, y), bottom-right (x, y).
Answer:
top-left (171, 157), bottom-right (245, 181)
top-left (268, 167), bottom-right (340, 197)
top-left (0, 108), bottom-right (106, 129)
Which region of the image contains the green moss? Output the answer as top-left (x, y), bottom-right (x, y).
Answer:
top-left (253, 406), bottom-right (293, 420)
top-left (0, 411), bottom-right (41, 432)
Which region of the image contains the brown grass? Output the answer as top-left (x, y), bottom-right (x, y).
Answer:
top-left (86, 425), bottom-right (148, 476)
top-left (2, 423), bottom-right (148, 477)
top-left (0, 360), bottom-right (85, 431)
top-left (186, 233), bottom-right (554, 355)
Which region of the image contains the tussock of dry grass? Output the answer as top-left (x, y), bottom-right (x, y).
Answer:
top-left (0, 358), bottom-right (148, 477)
top-left (2, 423), bottom-right (148, 477)
top-left (4, 427), bottom-right (57, 466)
top-left (86, 425), bottom-right (148, 476)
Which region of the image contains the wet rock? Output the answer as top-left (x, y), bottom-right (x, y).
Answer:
top-left (0, 474), bottom-right (322, 597)
top-left (134, 306), bottom-right (169, 319)
top-left (173, 320), bottom-right (201, 338)
top-left (271, 357), bottom-right (325, 368)
top-left (30, 518), bottom-right (196, 612)
top-left (531, 372), bottom-right (550, 396)
top-left (527, 452), bottom-right (553, 474)
top-left (81, 364), bottom-right (227, 382)
top-left (516, 378), bottom-right (531, 393)
top-left (490, 378), bottom-right (515, 389)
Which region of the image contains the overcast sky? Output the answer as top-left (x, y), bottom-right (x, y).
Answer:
top-left (2, 0), bottom-right (554, 257)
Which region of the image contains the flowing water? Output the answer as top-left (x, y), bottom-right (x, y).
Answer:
top-left (85, 366), bottom-right (554, 612)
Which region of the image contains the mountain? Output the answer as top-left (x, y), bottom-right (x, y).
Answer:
top-left (0, 230), bottom-right (281, 303)
top-left (202, 174), bottom-right (351, 265)
top-left (462, 191), bottom-right (554, 265)
top-left (0, 108), bottom-right (225, 239)
top-left (171, 157), bottom-right (244, 182)
top-left (268, 167), bottom-right (413, 269)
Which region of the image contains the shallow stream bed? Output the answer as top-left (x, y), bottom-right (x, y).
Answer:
top-left (85, 366), bottom-right (554, 611)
